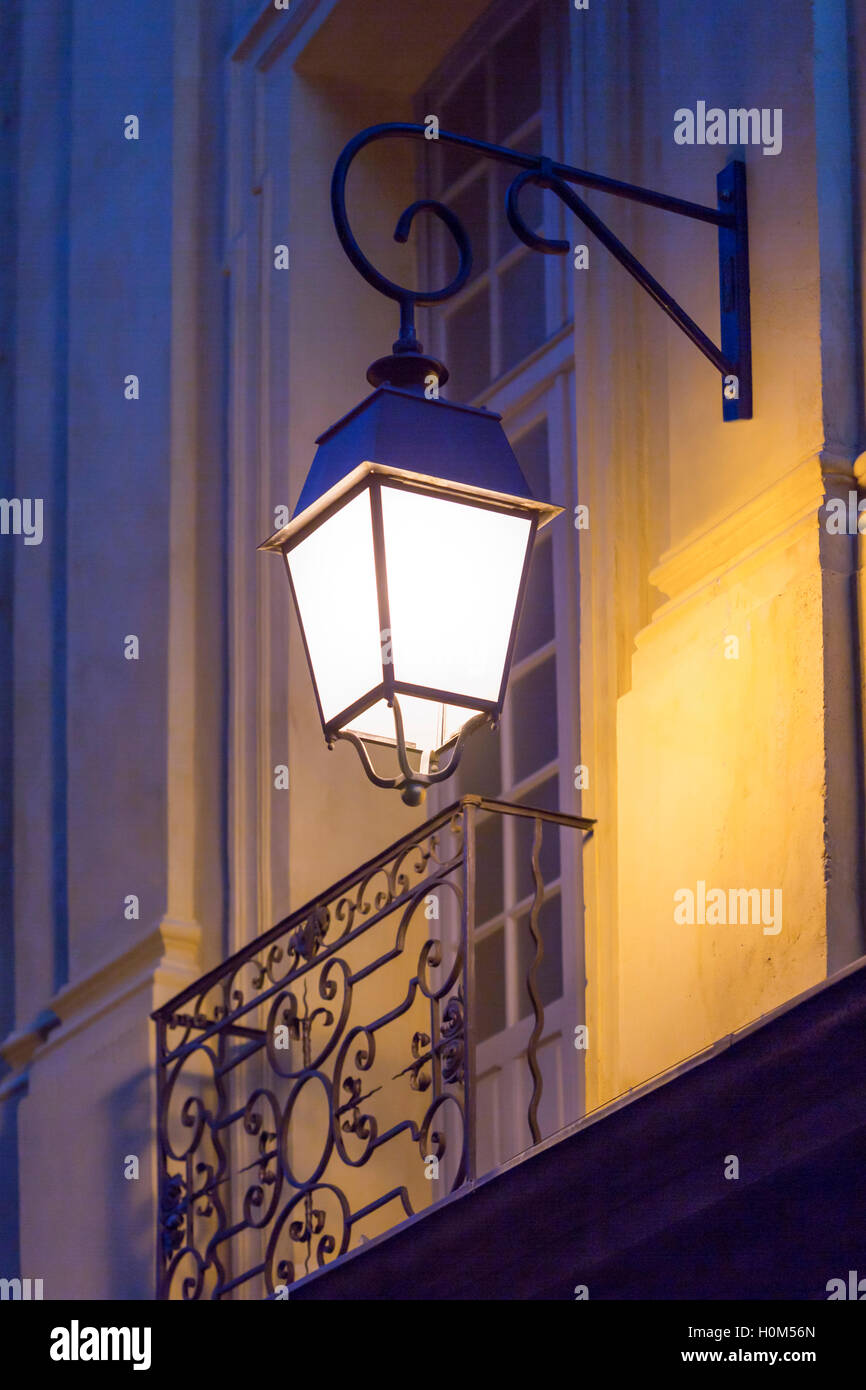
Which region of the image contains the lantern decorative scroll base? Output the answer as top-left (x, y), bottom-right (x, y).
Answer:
top-left (332, 698), bottom-right (491, 806)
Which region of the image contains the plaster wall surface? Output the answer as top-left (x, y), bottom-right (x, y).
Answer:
top-left (617, 498), bottom-right (828, 1087)
top-left (583, 0), bottom-right (865, 1103)
top-left (2, 0), bottom-right (229, 1296)
top-left (656, 0), bottom-right (825, 538)
top-left (18, 986), bottom-right (155, 1300)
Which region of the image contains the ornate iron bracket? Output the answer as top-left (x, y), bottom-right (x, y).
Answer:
top-left (332, 122), bottom-right (752, 419)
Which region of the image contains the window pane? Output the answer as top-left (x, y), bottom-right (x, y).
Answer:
top-left (500, 252), bottom-right (547, 374)
top-left (440, 64), bottom-right (487, 189)
top-left (474, 809), bottom-right (505, 926)
top-left (512, 418), bottom-right (550, 502)
top-left (445, 287), bottom-right (490, 401)
top-left (514, 778), bottom-right (561, 903)
top-left (448, 172), bottom-right (489, 283)
top-left (509, 656), bottom-right (558, 785)
top-left (476, 927), bottom-right (506, 1040)
top-left (493, 7), bottom-right (541, 142)
top-left (514, 536), bottom-right (554, 661)
top-left (517, 893), bottom-right (563, 1019)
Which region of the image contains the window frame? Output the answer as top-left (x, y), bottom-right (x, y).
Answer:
top-left (416, 0), bottom-right (572, 405)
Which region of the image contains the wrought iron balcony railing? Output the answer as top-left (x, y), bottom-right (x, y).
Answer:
top-left (153, 794), bottom-right (593, 1298)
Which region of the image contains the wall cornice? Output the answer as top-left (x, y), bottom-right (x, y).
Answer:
top-left (0, 917), bottom-right (201, 1073)
top-left (648, 448), bottom-right (855, 619)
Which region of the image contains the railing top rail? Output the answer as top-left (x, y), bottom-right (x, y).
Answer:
top-left (468, 795), bottom-right (595, 831)
top-left (151, 800), bottom-right (463, 1023)
top-left (151, 793), bottom-right (594, 1024)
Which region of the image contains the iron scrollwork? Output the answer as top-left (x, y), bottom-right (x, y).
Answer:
top-left (153, 798), bottom-right (594, 1298)
top-left (153, 806), bottom-right (470, 1298)
top-left (330, 121), bottom-right (752, 419)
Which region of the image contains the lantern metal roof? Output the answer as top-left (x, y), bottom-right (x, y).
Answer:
top-left (259, 385), bottom-right (561, 553)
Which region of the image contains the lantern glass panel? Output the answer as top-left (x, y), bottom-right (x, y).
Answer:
top-left (442, 700), bottom-right (480, 744)
top-left (379, 485), bottom-right (532, 703)
top-left (343, 694), bottom-right (481, 751)
top-left (345, 694), bottom-right (439, 750)
top-left (287, 489), bottom-right (381, 724)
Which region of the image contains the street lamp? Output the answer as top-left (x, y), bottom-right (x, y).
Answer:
top-left (261, 368), bottom-right (559, 805)
top-left (263, 121), bottom-right (751, 802)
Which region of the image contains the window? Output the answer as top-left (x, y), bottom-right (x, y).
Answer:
top-left (419, 0), bottom-right (582, 1171)
top-left (422, 1), bottom-right (568, 402)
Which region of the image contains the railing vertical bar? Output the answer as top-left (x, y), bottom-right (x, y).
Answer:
top-left (154, 1015), bottom-right (166, 1299)
top-left (462, 797), bottom-right (478, 1186)
top-left (526, 815), bottom-right (545, 1145)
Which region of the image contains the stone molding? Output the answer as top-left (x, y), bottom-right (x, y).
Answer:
top-left (0, 917), bottom-right (201, 1074)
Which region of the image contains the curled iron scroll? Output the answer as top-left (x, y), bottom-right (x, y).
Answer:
top-left (505, 165), bottom-right (569, 256)
top-left (331, 125), bottom-right (473, 347)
